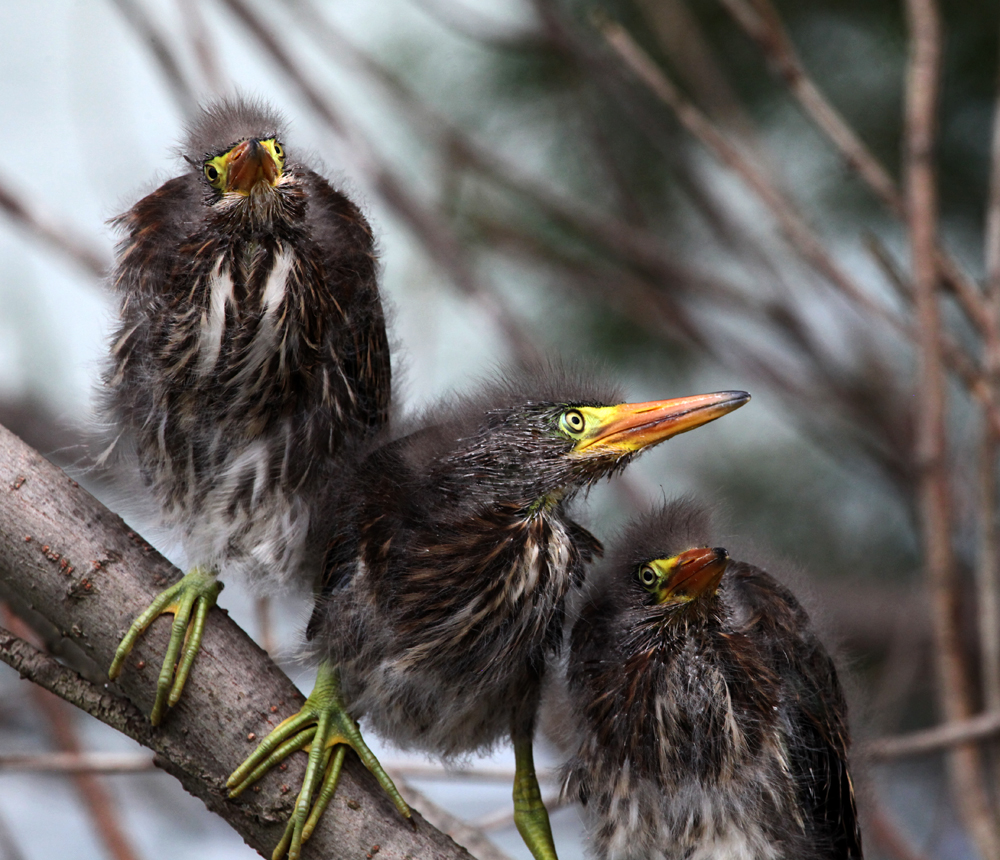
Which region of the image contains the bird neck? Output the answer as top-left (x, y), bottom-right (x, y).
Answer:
top-left (209, 174), bottom-right (306, 235)
top-left (376, 499), bottom-right (585, 661)
top-left (526, 489), bottom-right (566, 518)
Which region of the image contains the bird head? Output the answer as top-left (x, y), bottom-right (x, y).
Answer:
top-left (202, 136), bottom-right (285, 197)
top-left (635, 546), bottom-right (730, 606)
top-left (183, 97), bottom-right (295, 224)
top-left (573, 499), bottom-right (723, 632)
top-left (420, 368), bottom-right (749, 508)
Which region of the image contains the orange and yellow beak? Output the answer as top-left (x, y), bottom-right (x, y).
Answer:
top-left (224, 139), bottom-right (280, 194)
top-left (647, 547), bottom-right (730, 605)
top-left (204, 138), bottom-right (284, 195)
top-left (569, 391), bottom-right (749, 458)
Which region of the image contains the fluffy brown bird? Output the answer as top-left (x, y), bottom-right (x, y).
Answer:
top-left (559, 500), bottom-right (862, 860)
top-left (99, 97), bottom-right (391, 725)
top-left (228, 368), bottom-right (749, 860)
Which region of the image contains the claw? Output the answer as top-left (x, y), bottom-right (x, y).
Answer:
top-left (109, 566), bottom-right (222, 725)
top-left (228, 662), bottom-right (410, 859)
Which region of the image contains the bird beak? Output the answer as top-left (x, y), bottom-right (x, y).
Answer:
top-left (224, 139), bottom-right (281, 194)
top-left (656, 547), bottom-right (729, 604)
top-left (571, 391), bottom-right (750, 456)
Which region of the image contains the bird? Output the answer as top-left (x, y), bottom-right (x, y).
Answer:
top-left (558, 499), bottom-right (862, 860)
top-left (98, 96), bottom-right (392, 728)
top-left (227, 366), bottom-right (750, 860)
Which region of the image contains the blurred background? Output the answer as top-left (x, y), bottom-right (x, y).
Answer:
top-left (0, 0), bottom-right (998, 858)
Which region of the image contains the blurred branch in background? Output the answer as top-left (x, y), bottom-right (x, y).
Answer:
top-left (0, 177), bottom-right (108, 280)
top-left (109, 0), bottom-right (200, 119)
top-left (0, 609), bottom-right (143, 860)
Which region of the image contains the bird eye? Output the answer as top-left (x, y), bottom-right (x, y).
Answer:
top-left (638, 564), bottom-right (657, 588)
top-left (561, 409), bottom-right (586, 434)
top-left (273, 142), bottom-right (284, 160)
top-left (204, 163), bottom-right (221, 186)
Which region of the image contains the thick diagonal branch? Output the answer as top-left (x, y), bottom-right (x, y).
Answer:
top-left (0, 422), bottom-right (474, 860)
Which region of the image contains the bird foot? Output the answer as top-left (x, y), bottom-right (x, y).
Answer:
top-left (513, 735), bottom-right (559, 860)
top-left (227, 662), bottom-right (410, 860)
top-left (108, 566), bottom-right (223, 725)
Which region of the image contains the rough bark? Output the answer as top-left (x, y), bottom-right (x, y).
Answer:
top-left (0, 421), bottom-right (474, 860)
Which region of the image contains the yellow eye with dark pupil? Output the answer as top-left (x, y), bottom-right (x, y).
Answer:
top-left (273, 142), bottom-right (284, 159)
top-left (205, 164), bottom-right (219, 182)
top-left (639, 565), bottom-right (656, 587)
top-left (563, 409), bottom-right (585, 432)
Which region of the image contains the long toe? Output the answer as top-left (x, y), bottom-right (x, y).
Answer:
top-left (109, 566), bottom-right (222, 725)
top-left (233, 662), bottom-right (409, 860)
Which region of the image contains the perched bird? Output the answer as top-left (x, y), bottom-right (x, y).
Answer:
top-left (99, 97), bottom-right (392, 727)
top-left (228, 368), bottom-right (749, 860)
top-left (559, 500), bottom-right (862, 860)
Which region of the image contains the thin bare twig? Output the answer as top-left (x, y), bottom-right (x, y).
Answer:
top-left (863, 233), bottom-right (912, 308)
top-left (599, 18), bottom-right (1000, 440)
top-left (904, 0), bottom-right (1000, 855)
top-left (391, 776), bottom-right (515, 860)
top-left (720, 0), bottom-right (991, 337)
top-left (2, 609), bottom-right (143, 860)
top-left (978, 429), bottom-right (1000, 717)
top-left (0, 753), bottom-right (154, 774)
top-left (283, 0), bottom-right (780, 312)
top-left (600, 21), bottom-right (892, 322)
top-left (867, 711), bottom-right (1000, 760)
top-left (720, 0), bottom-right (900, 214)
top-left (640, 0), bottom-right (760, 144)
top-left (108, 0), bottom-right (199, 119)
top-left (176, 0), bottom-right (224, 92)
top-left (980, 11), bottom-right (1000, 723)
top-left (382, 761), bottom-right (557, 784)
top-left (0, 177), bottom-right (107, 278)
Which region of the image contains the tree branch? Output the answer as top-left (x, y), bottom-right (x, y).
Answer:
top-left (0, 422), bottom-right (475, 860)
top-left (867, 711), bottom-right (1000, 761)
top-left (904, 0), bottom-right (1000, 854)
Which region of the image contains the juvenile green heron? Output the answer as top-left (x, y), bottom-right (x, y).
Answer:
top-left (228, 368), bottom-right (749, 860)
top-left (99, 97), bottom-right (390, 725)
top-left (560, 500), bottom-right (862, 859)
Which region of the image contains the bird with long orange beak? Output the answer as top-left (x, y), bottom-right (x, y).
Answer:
top-left (228, 366), bottom-right (749, 860)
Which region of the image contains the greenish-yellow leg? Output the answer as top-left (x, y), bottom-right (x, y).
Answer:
top-left (227, 661), bottom-right (410, 860)
top-left (513, 734), bottom-right (558, 860)
top-left (108, 566), bottom-right (223, 725)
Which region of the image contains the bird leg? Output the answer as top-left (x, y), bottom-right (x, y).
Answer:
top-left (512, 732), bottom-right (558, 860)
top-left (227, 661), bottom-right (410, 860)
top-left (108, 566), bottom-right (223, 725)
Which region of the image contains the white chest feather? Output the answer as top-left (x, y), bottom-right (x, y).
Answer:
top-left (197, 260), bottom-right (233, 374)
